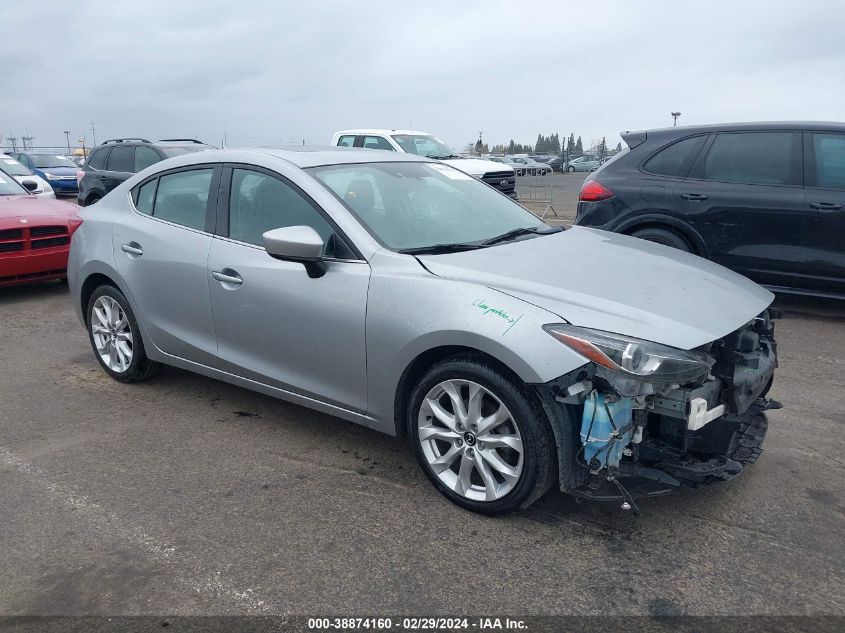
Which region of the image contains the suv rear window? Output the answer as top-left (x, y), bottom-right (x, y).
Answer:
top-left (106, 146), bottom-right (134, 172)
top-left (87, 148), bottom-right (109, 170)
top-left (643, 136), bottom-right (705, 177)
top-left (701, 132), bottom-right (794, 186)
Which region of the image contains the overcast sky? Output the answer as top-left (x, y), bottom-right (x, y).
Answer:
top-left (2, 0), bottom-right (843, 153)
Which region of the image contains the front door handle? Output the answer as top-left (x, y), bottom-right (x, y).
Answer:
top-left (120, 242), bottom-right (143, 257)
top-left (681, 193), bottom-right (708, 201)
top-left (809, 201), bottom-right (842, 211)
top-left (211, 270), bottom-right (243, 286)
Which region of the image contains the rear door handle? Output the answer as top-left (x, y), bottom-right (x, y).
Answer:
top-left (211, 270), bottom-right (243, 286)
top-left (809, 201), bottom-right (842, 211)
top-left (120, 242), bottom-right (143, 256)
top-left (681, 193), bottom-right (708, 201)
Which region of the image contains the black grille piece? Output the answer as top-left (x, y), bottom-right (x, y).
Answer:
top-left (0, 242), bottom-right (24, 253)
top-left (31, 236), bottom-right (70, 249)
top-left (482, 171), bottom-right (516, 194)
top-left (0, 229), bottom-right (23, 240)
top-left (30, 226), bottom-right (67, 237)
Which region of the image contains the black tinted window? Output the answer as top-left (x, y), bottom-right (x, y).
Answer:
top-left (643, 136), bottom-right (704, 177)
top-left (134, 179), bottom-right (157, 215)
top-left (106, 146), bottom-right (134, 172)
top-left (134, 146), bottom-right (160, 172)
top-left (702, 132), bottom-right (794, 185)
top-left (87, 148), bottom-right (109, 170)
top-left (362, 136), bottom-right (394, 151)
top-left (228, 169), bottom-right (335, 251)
top-left (153, 169), bottom-right (213, 230)
top-left (810, 133), bottom-right (845, 190)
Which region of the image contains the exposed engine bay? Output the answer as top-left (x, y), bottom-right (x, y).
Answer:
top-left (538, 310), bottom-right (780, 513)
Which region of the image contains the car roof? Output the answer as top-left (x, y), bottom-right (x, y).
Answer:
top-left (148, 146), bottom-right (431, 171)
top-left (627, 120), bottom-right (845, 140)
top-left (334, 129), bottom-right (432, 136)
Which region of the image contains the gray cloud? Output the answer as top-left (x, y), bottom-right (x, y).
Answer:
top-left (1, 0), bottom-right (843, 152)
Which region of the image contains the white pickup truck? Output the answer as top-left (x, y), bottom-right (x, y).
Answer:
top-left (330, 129), bottom-right (517, 199)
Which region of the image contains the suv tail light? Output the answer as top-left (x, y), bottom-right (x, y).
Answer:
top-left (579, 180), bottom-right (614, 202)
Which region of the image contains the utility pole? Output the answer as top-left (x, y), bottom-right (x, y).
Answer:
top-left (90, 120), bottom-right (97, 145)
top-left (22, 135), bottom-right (34, 150)
top-left (64, 130), bottom-right (71, 155)
top-left (671, 111), bottom-right (681, 126)
top-left (8, 137), bottom-right (18, 151)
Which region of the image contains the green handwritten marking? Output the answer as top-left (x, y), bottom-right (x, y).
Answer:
top-left (472, 298), bottom-right (524, 336)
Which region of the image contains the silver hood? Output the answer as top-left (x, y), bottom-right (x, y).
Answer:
top-left (418, 227), bottom-right (774, 350)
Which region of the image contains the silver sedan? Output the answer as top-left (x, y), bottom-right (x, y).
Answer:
top-left (68, 148), bottom-right (779, 514)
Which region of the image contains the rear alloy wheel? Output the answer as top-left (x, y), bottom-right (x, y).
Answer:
top-left (631, 227), bottom-right (691, 252)
top-left (87, 285), bottom-right (159, 382)
top-left (409, 358), bottom-right (554, 515)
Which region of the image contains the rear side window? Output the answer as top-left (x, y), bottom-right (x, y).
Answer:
top-left (106, 146), bottom-right (134, 172)
top-left (809, 133), bottom-right (845, 190)
top-left (701, 132), bottom-right (794, 185)
top-left (336, 135), bottom-right (356, 147)
top-left (87, 148), bottom-right (109, 170)
top-left (153, 169), bottom-right (213, 230)
top-left (133, 179), bottom-right (157, 215)
top-left (643, 136), bottom-right (705, 177)
top-left (134, 146), bottom-right (160, 173)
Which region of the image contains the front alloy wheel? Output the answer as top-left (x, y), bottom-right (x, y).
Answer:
top-left (409, 357), bottom-right (555, 515)
top-left (418, 379), bottom-right (524, 502)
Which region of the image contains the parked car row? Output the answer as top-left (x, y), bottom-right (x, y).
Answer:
top-left (4, 152), bottom-right (79, 196)
top-left (576, 121), bottom-right (845, 299)
top-left (0, 154), bottom-right (55, 198)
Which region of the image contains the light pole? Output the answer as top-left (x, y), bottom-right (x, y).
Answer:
top-left (671, 112), bottom-right (681, 126)
top-left (64, 130), bottom-right (71, 155)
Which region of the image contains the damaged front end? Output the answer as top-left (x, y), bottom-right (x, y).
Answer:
top-left (537, 310), bottom-right (781, 512)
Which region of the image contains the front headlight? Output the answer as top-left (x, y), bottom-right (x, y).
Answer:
top-left (44, 172), bottom-right (61, 180)
top-left (544, 324), bottom-right (713, 394)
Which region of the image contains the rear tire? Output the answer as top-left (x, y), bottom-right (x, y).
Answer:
top-left (408, 356), bottom-right (555, 515)
top-left (567, 165), bottom-right (575, 173)
top-left (86, 285), bottom-right (160, 383)
top-left (631, 227), bottom-right (691, 252)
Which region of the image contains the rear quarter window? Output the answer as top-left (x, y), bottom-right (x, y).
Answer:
top-left (642, 136), bottom-right (705, 177)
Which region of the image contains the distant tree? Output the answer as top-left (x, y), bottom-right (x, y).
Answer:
top-left (575, 136), bottom-right (583, 155)
top-left (507, 139), bottom-right (515, 154)
top-left (566, 133), bottom-right (575, 155)
top-left (615, 141), bottom-right (622, 152)
top-left (481, 143), bottom-right (489, 154)
top-left (550, 133), bottom-right (561, 154)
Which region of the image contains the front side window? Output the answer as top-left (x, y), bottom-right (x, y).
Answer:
top-left (228, 169), bottom-right (336, 252)
top-left (701, 132), bottom-right (794, 185)
top-left (134, 146), bottom-right (161, 172)
top-left (153, 169), bottom-right (213, 230)
top-left (391, 134), bottom-right (455, 158)
top-left (643, 136), bottom-right (705, 177)
top-left (337, 135), bottom-right (356, 148)
top-left (30, 154), bottom-right (77, 169)
top-left (810, 133), bottom-right (845, 190)
top-left (106, 146), bottom-right (134, 172)
top-left (310, 162), bottom-right (547, 251)
top-left (362, 136), bottom-right (394, 151)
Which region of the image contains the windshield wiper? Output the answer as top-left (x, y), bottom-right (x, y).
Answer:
top-left (425, 153), bottom-right (459, 160)
top-left (399, 243), bottom-right (486, 255)
top-left (481, 226), bottom-right (562, 246)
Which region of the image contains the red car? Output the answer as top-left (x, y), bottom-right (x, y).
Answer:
top-left (0, 174), bottom-right (82, 287)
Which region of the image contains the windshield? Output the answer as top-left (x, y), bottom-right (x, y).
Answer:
top-left (0, 171), bottom-right (28, 196)
top-left (310, 161), bottom-right (549, 251)
top-left (391, 134), bottom-right (457, 159)
top-left (1, 157), bottom-right (31, 176)
top-left (30, 154), bottom-right (77, 169)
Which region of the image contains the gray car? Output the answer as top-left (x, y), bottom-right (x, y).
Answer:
top-left (67, 147), bottom-right (779, 515)
top-left (566, 156), bottom-right (600, 172)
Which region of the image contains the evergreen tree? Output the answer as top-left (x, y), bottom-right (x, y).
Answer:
top-left (507, 139), bottom-right (515, 154)
top-left (575, 136), bottom-right (583, 155)
top-left (566, 133), bottom-right (575, 155)
top-left (599, 136), bottom-right (607, 158)
top-left (550, 133), bottom-right (561, 154)
top-left (615, 141), bottom-right (622, 152)
top-left (535, 134), bottom-right (544, 153)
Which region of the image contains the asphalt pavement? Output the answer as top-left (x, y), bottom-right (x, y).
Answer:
top-left (0, 276), bottom-right (843, 617)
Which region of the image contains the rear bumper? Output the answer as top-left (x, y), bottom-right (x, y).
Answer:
top-left (0, 248), bottom-right (69, 286)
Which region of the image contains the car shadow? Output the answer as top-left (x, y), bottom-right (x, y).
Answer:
top-left (0, 280), bottom-right (69, 305)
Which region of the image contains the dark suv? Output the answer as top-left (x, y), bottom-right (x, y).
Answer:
top-left (576, 122), bottom-right (845, 299)
top-left (77, 138), bottom-right (214, 206)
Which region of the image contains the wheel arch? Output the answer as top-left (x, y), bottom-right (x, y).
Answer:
top-left (616, 213), bottom-right (708, 256)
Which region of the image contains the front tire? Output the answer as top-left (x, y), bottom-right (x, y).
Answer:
top-left (86, 285), bottom-right (159, 382)
top-left (567, 165), bottom-right (575, 173)
top-left (408, 356), bottom-right (555, 515)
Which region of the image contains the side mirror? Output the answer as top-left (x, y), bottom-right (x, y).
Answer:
top-left (262, 225), bottom-right (327, 278)
top-left (22, 180), bottom-right (38, 192)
